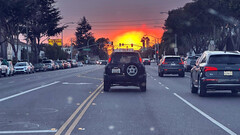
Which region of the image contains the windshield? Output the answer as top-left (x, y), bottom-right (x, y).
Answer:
top-left (15, 63), bottom-right (26, 66)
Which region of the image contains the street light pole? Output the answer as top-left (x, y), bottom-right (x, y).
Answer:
top-left (61, 22), bottom-right (74, 47)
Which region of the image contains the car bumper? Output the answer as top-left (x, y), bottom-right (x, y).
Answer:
top-left (201, 78), bottom-right (240, 90)
top-left (104, 74), bottom-right (146, 86)
top-left (160, 68), bottom-right (184, 74)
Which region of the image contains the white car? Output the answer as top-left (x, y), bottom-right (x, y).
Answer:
top-left (14, 62), bottom-right (31, 74)
top-left (0, 61), bottom-right (8, 77)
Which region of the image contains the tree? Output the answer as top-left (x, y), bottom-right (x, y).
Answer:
top-left (75, 16), bottom-right (93, 48)
top-left (96, 38), bottom-right (109, 59)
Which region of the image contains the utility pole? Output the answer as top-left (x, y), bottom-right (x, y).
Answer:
top-left (174, 34), bottom-right (178, 55)
top-left (71, 38), bottom-right (72, 59)
top-left (26, 22), bottom-right (29, 62)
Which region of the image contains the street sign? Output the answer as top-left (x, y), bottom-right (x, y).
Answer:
top-left (83, 48), bottom-right (91, 51)
top-left (48, 39), bottom-right (62, 46)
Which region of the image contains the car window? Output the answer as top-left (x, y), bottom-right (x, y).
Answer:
top-left (208, 55), bottom-right (240, 64)
top-left (111, 53), bottom-right (139, 64)
top-left (164, 57), bottom-right (181, 62)
top-left (15, 63), bottom-right (26, 66)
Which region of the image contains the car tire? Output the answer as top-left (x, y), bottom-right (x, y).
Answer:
top-left (104, 80), bottom-right (110, 92)
top-left (125, 63), bottom-right (139, 78)
top-left (231, 90), bottom-right (238, 95)
top-left (179, 72), bottom-right (185, 77)
top-left (159, 72), bottom-right (163, 77)
top-left (140, 81), bottom-right (146, 92)
top-left (198, 78), bottom-right (206, 97)
top-left (191, 79), bottom-right (198, 93)
top-left (4, 71), bottom-right (7, 77)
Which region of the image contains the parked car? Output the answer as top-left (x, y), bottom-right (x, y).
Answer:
top-left (67, 59), bottom-right (78, 67)
top-left (100, 60), bottom-right (108, 65)
top-left (29, 63), bottom-right (35, 73)
top-left (67, 62), bottom-right (71, 68)
top-left (62, 60), bottom-right (68, 69)
top-left (143, 58), bottom-right (151, 65)
top-left (54, 62), bottom-right (60, 70)
top-left (104, 51), bottom-right (146, 92)
top-left (56, 60), bottom-right (64, 69)
top-left (7, 61), bottom-right (14, 76)
top-left (34, 63), bottom-right (47, 72)
top-left (43, 59), bottom-right (56, 70)
top-left (158, 55), bottom-right (185, 77)
top-left (0, 60), bottom-right (8, 77)
top-left (184, 56), bottom-right (199, 72)
top-left (78, 61), bottom-right (84, 67)
top-left (191, 51), bottom-right (240, 96)
top-left (14, 62), bottom-right (31, 74)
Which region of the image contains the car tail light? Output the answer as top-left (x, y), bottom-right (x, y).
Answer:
top-left (108, 57), bottom-right (111, 63)
top-left (203, 79), bottom-right (218, 82)
top-left (139, 57), bottom-right (142, 63)
top-left (204, 66), bottom-right (218, 72)
top-left (179, 69), bottom-right (182, 71)
top-left (162, 59), bottom-right (168, 64)
top-left (179, 60), bottom-right (184, 65)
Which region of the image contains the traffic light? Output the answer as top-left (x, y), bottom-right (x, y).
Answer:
top-left (156, 51), bottom-right (159, 54)
top-left (119, 43), bottom-right (121, 47)
top-left (131, 44), bottom-right (133, 47)
top-left (122, 43), bottom-right (124, 46)
top-left (111, 42), bottom-right (113, 46)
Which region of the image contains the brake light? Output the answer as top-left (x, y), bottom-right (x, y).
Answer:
top-left (108, 57), bottom-right (111, 63)
top-left (203, 79), bottom-right (218, 82)
top-left (162, 59), bottom-right (168, 64)
top-left (179, 60), bottom-right (184, 65)
top-left (139, 57), bottom-right (142, 63)
top-left (204, 66), bottom-right (218, 72)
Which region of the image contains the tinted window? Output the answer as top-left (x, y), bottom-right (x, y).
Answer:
top-left (165, 57), bottom-right (181, 62)
top-left (43, 61), bottom-right (52, 63)
top-left (208, 55), bottom-right (240, 64)
top-left (111, 53), bottom-right (140, 64)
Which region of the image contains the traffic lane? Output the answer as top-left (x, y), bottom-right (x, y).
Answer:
top-left (0, 65), bottom-right (102, 99)
top-left (146, 65), bottom-right (240, 134)
top-left (69, 72), bottom-right (226, 135)
top-left (0, 67), bottom-right (103, 134)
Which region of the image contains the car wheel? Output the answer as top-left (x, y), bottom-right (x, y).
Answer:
top-left (198, 78), bottom-right (206, 97)
top-left (231, 90), bottom-right (238, 95)
top-left (104, 80), bottom-right (110, 92)
top-left (190, 78), bottom-right (198, 93)
top-left (4, 71), bottom-right (7, 77)
top-left (140, 81), bottom-right (146, 92)
top-left (159, 72), bottom-right (163, 77)
top-left (179, 72), bottom-right (185, 77)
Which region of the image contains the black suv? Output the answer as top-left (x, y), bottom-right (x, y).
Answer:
top-left (158, 55), bottom-right (185, 77)
top-left (104, 51), bottom-right (146, 92)
top-left (191, 51), bottom-right (240, 96)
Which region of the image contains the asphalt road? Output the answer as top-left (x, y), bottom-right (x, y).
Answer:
top-left (0, 64), bottom-right (239, 135)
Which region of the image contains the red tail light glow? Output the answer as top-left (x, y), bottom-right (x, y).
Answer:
top-left (179, 59), bottom-right (184, 65)
top-left (203, 79), bottom-right (218, 82)
top-left (108, 57), bottom-right (111, 63)
top-left (204, 66), bottom-right (218, 72)
top-left (139, 57), bottom-right (142, 63)
top-left (162, 59), bottom-right (168, 64)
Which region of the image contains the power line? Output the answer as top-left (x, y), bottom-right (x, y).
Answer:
top-left (90, 19), bottom-right (165, 23)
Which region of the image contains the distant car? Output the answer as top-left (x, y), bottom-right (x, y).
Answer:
top-left (62, 60), bottom-right (68, 69)
top-left (100, 60), bottom-right (108, 65)
top-left (29, 63), bottom-right (35, 73)
top-left (43, 60), bottom-right (56, 70)
top-left (7, 61), bottom-right (14, 76)
top-left (191, 51), bottom-right (240, 96)
top-left (54, 62), bottom-right (60, 70)
top-left (143, 58), bottom-right (151, 65)
top-left (14, 62), bottom-right (31, 74)
top-left (67, 62), bottom-right (71, 68)
top-left (34, 63), bottom-right (47, 72)
top-left (184, 56), bottom-right (199, 72)
top-left (78, 62), bottom-right (84, 67)
top-left (104, 51), bottom-right (146, 92)
top-left (56, 60), bottom-right (64, 69)
top-left (0, 60), bottom-right (8, 77)
top-left (158, 55), bottom-right (185, 77)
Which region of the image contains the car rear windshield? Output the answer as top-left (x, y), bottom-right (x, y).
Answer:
top-left (165, 57), bottom-right (181, 62)
top-left (43, 61), bottom-right (51, 63)
top-left (208, 55), bottom-right (240, 64)
top-left (15, 63), bottom-right (26, 66)
top-left (111, 53), bottom-right (140, 64)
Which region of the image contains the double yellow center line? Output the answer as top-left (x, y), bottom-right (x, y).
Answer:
top-left (55, 83), bottom-right (103, 135)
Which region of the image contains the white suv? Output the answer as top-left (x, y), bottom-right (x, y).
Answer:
top-left (14, 62), bottom-right (31, 74)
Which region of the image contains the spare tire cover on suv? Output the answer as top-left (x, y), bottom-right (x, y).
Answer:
top-left (125, 63), bottom-right (139, 77)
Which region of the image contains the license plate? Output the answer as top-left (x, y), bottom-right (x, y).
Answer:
top-left (112, 68), bottom-right (120, 73)
top-left (171, 63), bottom-right (176, 66)
top-left (224, 71), bottom-right (233, 76)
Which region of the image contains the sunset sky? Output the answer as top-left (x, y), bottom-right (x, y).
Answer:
top-left (54, 0), bottom-right (192, 48)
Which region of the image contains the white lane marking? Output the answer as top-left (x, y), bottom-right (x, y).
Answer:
top-left (0, 81), bottom-right (59, 103)
top-left (0, 130), bottom-right (57, 134)
top-left (173, 93), bottom-right (237, 135)
top-left (165, 87), bottom-right (169, 90)
top-left (62, 82), bottom-right (92, 85)
top-left (9, 81), bottom-right (15, 84)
